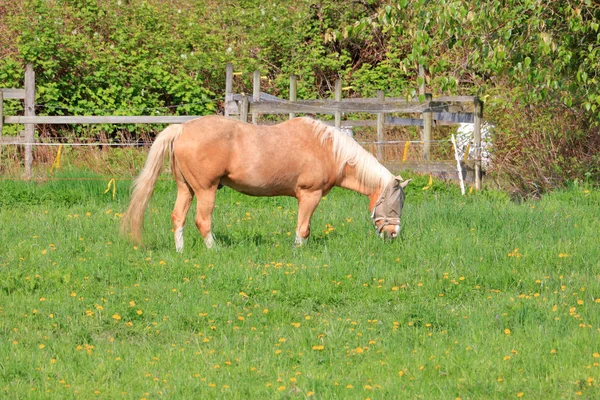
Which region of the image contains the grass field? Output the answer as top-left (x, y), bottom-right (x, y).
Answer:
top-left (1, 170), bottom-right (599, 399)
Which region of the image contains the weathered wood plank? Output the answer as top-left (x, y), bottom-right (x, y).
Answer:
top-left (24, 64), bottom-right (35, 178)
top-left (0, 88), bottom-right (26, 99)
top-left (5, 112), bottom-right (475, 126)
top-left (0, 136), bottom-right (26, 144)
top-left (334, 79), bottom-right (342, 128)
top-left (252, 70), bottom-right (261, 124)
top-left (473, 97), bottom-right (484, 190)
top-left (433, 112), bottom-right (474, 124)
top-left (224, 63), bottom-right (233, 117)
top-left (422, 94), bottom-right (433, 161)
top-left (289, 76), bottom-right (297, 120)
top-left (248, 99), bottom-right (428, 114)
top-left (243, 99), bottom-right (471, 115)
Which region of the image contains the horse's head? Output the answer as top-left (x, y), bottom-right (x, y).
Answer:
top-left (371, 176), bottom-right (410, 240)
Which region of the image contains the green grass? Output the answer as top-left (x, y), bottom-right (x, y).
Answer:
top-left (1, 171), bottom-right (599, 399)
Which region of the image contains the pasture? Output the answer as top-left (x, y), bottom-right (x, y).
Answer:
top-left (1, 171), bottom-right (599, 399)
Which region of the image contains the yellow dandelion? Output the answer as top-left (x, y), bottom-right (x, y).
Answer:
top-left (312, 345), bottom-right (324, 351)
top-left (112, 314), bottom-right (121, 321)
top-left (504, 328), bottom-right (511, 335)
top-left (39, 344), bottom-right (45, 349)
top-left (277, 386), bottom-right (285, 391)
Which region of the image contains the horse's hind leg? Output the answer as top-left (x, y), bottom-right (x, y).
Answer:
top-left (171, 176), bottom-right (194, 252)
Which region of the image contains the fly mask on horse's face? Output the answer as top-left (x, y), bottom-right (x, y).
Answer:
top-left (371, 176), bottom-right (411, 239)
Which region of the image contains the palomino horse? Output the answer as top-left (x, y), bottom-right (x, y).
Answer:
top-left (121, 116), bottom-right (410, 251)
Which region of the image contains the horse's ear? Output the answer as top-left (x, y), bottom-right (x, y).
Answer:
top-left (400, 179), bottom-right (411, 189)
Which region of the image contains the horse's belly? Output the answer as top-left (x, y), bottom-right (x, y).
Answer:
top-left (220, 177), bottom-right (296, 197)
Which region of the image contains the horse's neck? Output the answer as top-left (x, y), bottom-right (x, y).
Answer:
top-left (337, 165), bottom-right (387, 212)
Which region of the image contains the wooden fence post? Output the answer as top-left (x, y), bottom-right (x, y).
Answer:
top-left (334, 79), bottom-right (342, 129)
top-left (252, 70), bottom-right (261, 124)
top-left (224, 63), bottom-right (233, 117)
top-left (376, 90), bottom-right (385, 161)
top-left (239, 95), bottom-right (248, 122)
top-left (289, 75), bottom-right (297, 120)
top-left (24, 63), bottom-right (35, 178)
top-left (473, 97), bottom-right (484, 190)
top-left (422, 93), bottom-right (432, 161)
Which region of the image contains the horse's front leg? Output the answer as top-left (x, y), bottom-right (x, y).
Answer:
top-left (194, 186), bottom-right (218, 249)
top-left (295, 190), bottom-right (322, 246)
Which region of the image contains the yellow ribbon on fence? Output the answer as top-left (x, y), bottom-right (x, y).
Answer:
top-left (422, 174), bottom-right (433, 191)
top-left (104, 178), bottom-right (117, 199)
top-left (464, 143), bottom-right (471, 160)
top-left (50, 144), bottom-right (63, 172)
top-left (402, 141), bottom-right (410, 162)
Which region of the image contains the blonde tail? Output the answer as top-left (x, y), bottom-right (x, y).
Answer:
top-left (121, 124), bottom-right (184, 244)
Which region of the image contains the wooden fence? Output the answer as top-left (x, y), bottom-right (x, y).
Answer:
top-left (1, 63), bottom-right (484, 189)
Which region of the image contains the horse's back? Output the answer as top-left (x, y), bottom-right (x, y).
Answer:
top-left (173, 116), bottom-right (337, 196)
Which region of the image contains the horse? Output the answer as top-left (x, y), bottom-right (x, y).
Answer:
top-left (121, 115), bottom-right (410, 251)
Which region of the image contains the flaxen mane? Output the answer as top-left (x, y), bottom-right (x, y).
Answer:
top-left (301, 117), bottom-right (394, 190)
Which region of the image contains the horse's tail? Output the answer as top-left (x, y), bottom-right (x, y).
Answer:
top-left (121, 124), bottom-right (184, 244)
